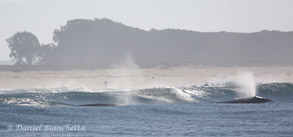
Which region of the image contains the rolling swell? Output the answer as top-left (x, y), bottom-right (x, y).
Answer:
top-left (0, 83), bottom-right (292, 107)
top-left (257, 83), bottom-right (293, 103)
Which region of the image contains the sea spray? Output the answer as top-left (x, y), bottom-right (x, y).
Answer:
top-left (236, 72), bottom-right (256, 98)
top-left (109, 52), bottom-right (145, 89)
top-left (109, 52), bottom-right (145, 105)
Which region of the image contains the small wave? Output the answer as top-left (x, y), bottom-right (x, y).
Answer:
top-left (0, 97), bottom-right (68, 107)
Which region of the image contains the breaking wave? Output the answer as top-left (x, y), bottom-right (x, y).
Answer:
top-left (0, 83), bottom-right (292, 107)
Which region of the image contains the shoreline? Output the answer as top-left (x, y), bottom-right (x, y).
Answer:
top-left (1, 65), bottom-right (293, 89)
top-left (1, 63), bottom-right (292, 72)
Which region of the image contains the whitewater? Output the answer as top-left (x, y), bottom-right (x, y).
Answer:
top-left (1, 66), bottom-right (293, 136)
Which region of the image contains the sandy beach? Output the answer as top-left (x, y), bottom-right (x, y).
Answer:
top-left (0, 65), bottom-right (292, 89)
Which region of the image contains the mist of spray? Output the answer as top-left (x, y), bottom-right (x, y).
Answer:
top-left (110, 52), bottom-right (145, 89)
top-left (236, 72), bottom-right (256, 98)
top-left (109, 52), bottom-right (145, 105)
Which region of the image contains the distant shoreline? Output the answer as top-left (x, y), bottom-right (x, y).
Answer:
top-left (1, 65), bottom-right (293, 89)
top-left (1, 64), bottom-right (293, 72)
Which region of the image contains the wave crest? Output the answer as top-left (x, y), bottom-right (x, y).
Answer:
top-left (0, 82), bottom-right (292, 107)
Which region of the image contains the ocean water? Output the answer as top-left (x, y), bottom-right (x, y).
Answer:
top-left (0, 82), bottom-right (293, 137)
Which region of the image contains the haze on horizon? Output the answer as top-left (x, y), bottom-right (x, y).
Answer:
top-left (1, 0), bottom-right (293, 61)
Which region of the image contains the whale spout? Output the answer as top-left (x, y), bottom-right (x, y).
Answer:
top-left (218, 96), bottom-right (272, 104)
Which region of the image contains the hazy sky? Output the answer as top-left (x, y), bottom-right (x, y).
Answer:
top-left (0, 0), bottom-right (293, 61)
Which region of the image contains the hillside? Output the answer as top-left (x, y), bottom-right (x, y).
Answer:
top-left (10, 18), bottom-right (293, 66)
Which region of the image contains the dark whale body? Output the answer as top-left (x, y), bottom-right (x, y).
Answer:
top-left (78, 103), bottom-right (117, 107)
top-left (45, 101), bottom-right (117, 107)
top-left (218, 96), bottom-right (272, 104)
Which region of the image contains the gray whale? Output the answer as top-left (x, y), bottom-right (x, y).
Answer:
top-left (218, 96), bottom-right (272, 104)
top-left (78, 103), bottom-right (117, 107)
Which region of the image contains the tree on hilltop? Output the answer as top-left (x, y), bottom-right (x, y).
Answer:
top-left (6, 31), bottom-right (41, 65)
top-left (6, 31), bottom-right (55, 65)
